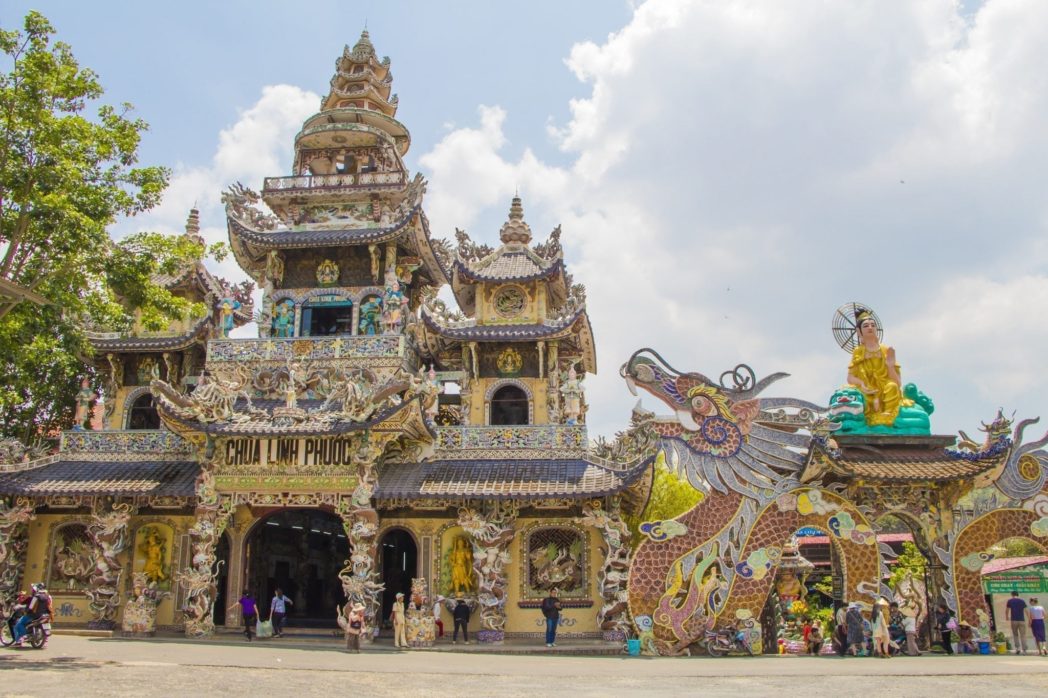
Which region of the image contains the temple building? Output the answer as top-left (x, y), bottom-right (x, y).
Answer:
top-left (1, 32), bottom-right (1046, 656)
top-left (0, 32), bottom-right (647, 642)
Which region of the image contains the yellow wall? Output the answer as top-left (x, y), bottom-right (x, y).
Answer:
top-left (468, 377), bottom-right (549, 426)
top-left (23, 512), bottom-right (196, 628)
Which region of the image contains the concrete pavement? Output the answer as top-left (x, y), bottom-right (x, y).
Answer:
top-left (2, 635), bottom-right (1048, 697)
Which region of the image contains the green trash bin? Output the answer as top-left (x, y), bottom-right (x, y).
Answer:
top-left (627, 639), bottom-right (641, 656)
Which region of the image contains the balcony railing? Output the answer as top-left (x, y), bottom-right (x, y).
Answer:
top-left (207, 334), bottom-right (408, 364)
top-left (434, 425), bottom-right (588, 459)
top-left (263, 171), bottom-right (405, 194)
top-left (59, 430), bottom-right (192, 456)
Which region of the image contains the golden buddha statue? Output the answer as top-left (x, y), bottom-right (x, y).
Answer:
top-left (846, 309), bottom-right (902, 427)
top-left (449, 536), bottom-right (475, 594)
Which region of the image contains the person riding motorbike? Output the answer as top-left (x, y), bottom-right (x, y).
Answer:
top-left (13, 583), bottom-right (52, 647)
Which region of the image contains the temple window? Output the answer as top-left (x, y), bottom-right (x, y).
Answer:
top-left (524, 526), bottom-right (586, 599)
top-left (301, 300), bottom-right (353, 337)
top-left (127, 393), bottom-right (160, 430)
top-left (490, 385), bottom-right (529, 425)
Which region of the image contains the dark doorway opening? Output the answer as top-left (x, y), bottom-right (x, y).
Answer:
top-left (490, 385), bottom-right (529, 425)
top-left (214, 532), bottom-right (230, 626)
top-left (244, 509), bottom-right (349, 628)
top-left (302, 302), bottom-right (353, 337)
top-left (127, 393), bottom-right (160, 429)
top-left (379, 529), bottom-right (418, 625)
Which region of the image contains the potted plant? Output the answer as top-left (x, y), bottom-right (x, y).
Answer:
top-left (993, 631), bottom-right (1008, 655)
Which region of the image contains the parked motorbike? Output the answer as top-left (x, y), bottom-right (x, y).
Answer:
top-left (704, 625), bottom-right (753, 657)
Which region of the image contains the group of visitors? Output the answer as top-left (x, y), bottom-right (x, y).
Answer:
top-left (229, 588), bottom-right (293, 641)
top-left (1004, 591), bottom-right (1047, 656)
top-left (829, 598), bottom-right (926, 657)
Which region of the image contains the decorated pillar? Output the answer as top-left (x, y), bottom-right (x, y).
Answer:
top-left (0, 497), bottom-right (35, 617)
top-left (86, 499), bottom-right (136, 629)
top-left (576, 498), bottom-right (632, 641)
top-left (335, 438), bottom-right (387, 643)
top-left (458, 501), bottom-right (519, 642)
top-left (179, 452), bottom-right (233, 637)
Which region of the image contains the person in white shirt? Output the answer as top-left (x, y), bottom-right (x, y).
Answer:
top-left (902, 613), bottom-right (919, 656)
top-left (269, 588), bottom-right (293, 638)
top-left (433, 595), bottom-right (445, 639)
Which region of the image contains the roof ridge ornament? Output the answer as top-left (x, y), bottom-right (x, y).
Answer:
top-left (499, 195), bottom-right (532, 246)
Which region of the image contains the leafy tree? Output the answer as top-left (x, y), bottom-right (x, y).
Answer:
top-left (624, 450), bottom-right (705, 547)
top-left (0, 12), bottom-right (220, 441)
top-left (888, 541), bottom-right (928, 590)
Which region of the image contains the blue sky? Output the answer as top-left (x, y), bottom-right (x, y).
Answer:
top-left (4, 1), bottom-right (1047, 443)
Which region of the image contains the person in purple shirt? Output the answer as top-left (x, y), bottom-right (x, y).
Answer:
top-left (1006, 590), bottom-right (1028, 655)
top-left (228, 590), bottom-right (258, 641)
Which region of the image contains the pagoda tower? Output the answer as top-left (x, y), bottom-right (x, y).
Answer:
top-left (226, 29), bottom-right (447, 341)
top-left (418, 196), bottom-right (595, 427)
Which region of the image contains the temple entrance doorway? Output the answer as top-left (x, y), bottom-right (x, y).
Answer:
top-left (379, 528), bottom-right (418, 625)
top-left (876, 513), bottom-right (933, 650)
top-left (244, 509), bottom-right (349, 628)
top-left (759, 530), bottom-right (831, 654)
top-left (214, 532), bottom-right (231, 626)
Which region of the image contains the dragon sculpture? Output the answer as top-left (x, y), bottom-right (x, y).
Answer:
top-left (621, 349), bottom-right (881, 655)
top-left (85, 502), bottom-right (135, 628)
top-left (0, 498), bottom-right (35, 617)
top-left (457, 502), bottom-right (519, 640)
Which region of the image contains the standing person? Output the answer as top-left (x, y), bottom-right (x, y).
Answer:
top-left (391, 592), bottom-right (407, 648)
top-left (845, 603), bottom-right (864, 656)
top-left (345, 603), bottom-right (364, 653)
top-left (1028, 597), bottom-right (1046, 656)
top-left (541, 587), bottom-right (562, 648)
top-left (902, 612), bottom-right (920, 656)
top-left (1006, 590), bottom-right (1028, 655)
top-left (433, 595), bottom-right (445, 640)
top-left (228, 590), bottom-right (258, 641)
top-left (269, 588), bottom-right (293, 638)
top-left (452, 597), bottom-right (470, 644)
top-left (935, 603), bottom-right (955, 655)
top-left (871, 597), bottom-right (891, 658)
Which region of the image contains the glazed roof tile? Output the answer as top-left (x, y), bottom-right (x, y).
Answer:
top-left (831, 453), bottom-right (999, 482)
top-left (0, 460), bottom-right (198, 497)
top-left (420, 306), bottom-right (585, 342)
top-left (228, 204), bottom-right (419, 249)
top-left (454, 253), bottom-right (561, 283)
top-left (376, 456), bottom-right (650, 500)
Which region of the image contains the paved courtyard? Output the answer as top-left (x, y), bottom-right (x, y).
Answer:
top-left (3, 636), bottom-right (1048, 697)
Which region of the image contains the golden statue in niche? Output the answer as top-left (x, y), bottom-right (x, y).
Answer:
top-left (449, 536), bottom-right (475, 594)
top-left (496, 348), bottom-right (523, 376)
top-left (138, 527), bottom-right (168, 584)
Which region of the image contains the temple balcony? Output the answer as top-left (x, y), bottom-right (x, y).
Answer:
top-left (262, 171), bottom-right (406, 197)
top-left (206, 334), bottom-right (416, 366)
top-left (433, 424), bottom-right (589, 460)
top-left (58, 430), bottom-right (192, 458)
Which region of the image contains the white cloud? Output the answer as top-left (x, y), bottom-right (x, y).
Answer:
top-left (419, 0), bottom-right (1048, 438)
top-left (114, 84), bottom-right (319, 307)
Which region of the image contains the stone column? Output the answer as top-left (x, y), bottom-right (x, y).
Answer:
top-left (179, 499), bottom-right (233, 637)
top-left (576, 498), bottom-right (632, 641)
top-left (458, 501), bottom-right (519, 642)
top-left (86, 499), bottom-right (136, 629)
top-left (179, 454), bottom-right (233, 637)
top-left (335, 438), bottom-right (389, 643)
top-left (0, 497), bottom-right (35, 617)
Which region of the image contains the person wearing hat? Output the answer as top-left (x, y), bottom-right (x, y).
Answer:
top-left (345, 603), bottom-right (365, 653)
top-left (433, 595), bottom-right (445, 639)
top-left (845, 602), bottom-right (864, 656)
top-left (392, 592), bottom-right (407, 648)
top-left (452, 596), bottom-right (471, 644)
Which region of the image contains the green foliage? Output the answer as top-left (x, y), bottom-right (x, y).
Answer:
top-left (888, 541), bottom-right (927, 590)
top-left (0, 12), bottom-right (219, 439)
top-left (988, 537), bottom-right (1044, 558)
top-left (624, 450), bottom-right (705, 547)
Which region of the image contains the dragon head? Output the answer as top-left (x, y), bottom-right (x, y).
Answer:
top-left (621, 348), bottom-right (787, 433)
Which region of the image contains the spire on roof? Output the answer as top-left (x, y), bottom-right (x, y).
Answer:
top-left (350, 29), bottom-right (376, 61)
top-left (499, 195), bottom-right (532, 246)
top-left (184, 208), bottom-right (204, 246)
